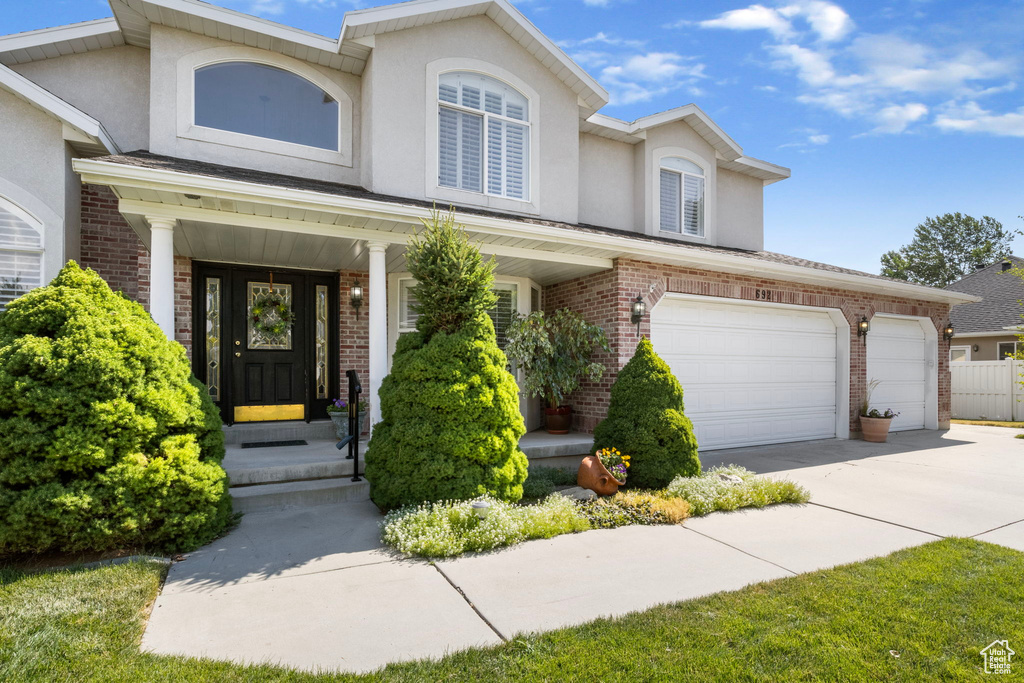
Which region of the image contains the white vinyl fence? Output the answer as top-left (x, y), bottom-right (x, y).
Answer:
top-left (950, 360), bottom-right (1024, 421)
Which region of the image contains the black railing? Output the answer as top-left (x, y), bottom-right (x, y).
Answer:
top-left (335, 369), bottom-right (363, 482)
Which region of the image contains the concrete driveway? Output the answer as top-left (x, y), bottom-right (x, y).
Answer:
top-left (142, 424), bottom-right (1024, 674)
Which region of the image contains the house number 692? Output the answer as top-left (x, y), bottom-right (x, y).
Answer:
top-left (755, 289), bottom-right (772, 300)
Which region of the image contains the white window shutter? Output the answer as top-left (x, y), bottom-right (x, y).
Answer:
top-left (660, 170), bottom-right (681, 233)
top-left (438, 107), bottom-right (459, 188)
top-left (505, 122), bottom-right (528, 200)
top-left (683, 175), bottom-right (704, 236)
top-left (459, 110), bottom-right (483, 193)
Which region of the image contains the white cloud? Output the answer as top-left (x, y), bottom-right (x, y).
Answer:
top-left (808, 132), bottom-right (830, 144)
top-left (870, 103), bottom-right (928, 133)
top-left (778, 129), bottom-right (830, 148)
top-left (691, 2), bottom-right (1017, 135)
top-left (756, 84), bottom-right (779, 92)
top-left (934, 102), bottom-right (1024, 137)
top-left (561, 32), bottom-right (646, 50)
top-left (699, 4), bottom-right (793, 39)
top-left (598, 52), bottom-right (707, 105)
top-left (582, 0), bottom-right (611, 6)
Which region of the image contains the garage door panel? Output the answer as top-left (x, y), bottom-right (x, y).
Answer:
top-left (651, 297), bottom-right (838, 451)
top-left (866, 317), bottom-right (927, 431)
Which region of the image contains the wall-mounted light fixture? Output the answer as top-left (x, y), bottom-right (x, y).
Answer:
top-left (630, 293), bottom-right (646, 337)
top-left (857, 315), bottom-right (870, 344)
top-left (973, 344), bottom-right (980, 353)
top-left (350, 280), bottom-right (363, 319)
top-left (942, 322), bottom-right (955, 341)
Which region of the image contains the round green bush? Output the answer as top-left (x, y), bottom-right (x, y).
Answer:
top-left (0, 262), bottom-right (232, 554)
top-left (365, 211), bottom-right (528, 511)
top-left (593, 337), bottom-right (700, 488)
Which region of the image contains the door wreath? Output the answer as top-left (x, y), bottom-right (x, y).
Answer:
top-left (249, 290), bottom-right (295, 337)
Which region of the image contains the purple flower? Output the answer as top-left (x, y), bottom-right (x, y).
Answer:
top-left (332, 399), bottom-right (347, 409)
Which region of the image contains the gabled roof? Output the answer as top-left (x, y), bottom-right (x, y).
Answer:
top-left (0, 64), bottom-right (119, 155)
top-left (581, 105), bottom-right (791, 184)
top-left (946, 256), bottom-right (1024, 334)
top-left (339, 0), bottom-right (608, 113)
top-left (0, 18), bottom-right (125, 66)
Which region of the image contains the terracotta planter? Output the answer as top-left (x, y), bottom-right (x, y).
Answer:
top-left (544, 406), bottom-right (572, 434)
top-left (860, 416), bottom-right (893, 443)
top-left (577, 454), bottom-right (624, 496)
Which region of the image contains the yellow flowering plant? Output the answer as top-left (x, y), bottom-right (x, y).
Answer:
top-left (596, 447), bottom-right (630, 484)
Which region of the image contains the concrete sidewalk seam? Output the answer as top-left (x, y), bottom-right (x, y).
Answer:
top-left (684, 527), bottom-right (798, 576)
top-left (970, 518), bottom-right (1024, 538)
top-left (808, 502), bottom-right (945, 539)
top-left (432, 563), bottom-right (508, 643)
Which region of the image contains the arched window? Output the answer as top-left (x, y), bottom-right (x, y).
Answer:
top-left (438, 72), bottom-right (530, 200)
top-left (660, 157), bottom-right (705, 236)
top-left (194, 61), bottom-right (339, 151)
top-left (0, 197), bottom-right (43, 309)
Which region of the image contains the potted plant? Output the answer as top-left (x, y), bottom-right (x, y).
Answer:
top-left (860, 379), bottom-right (899, 443)
top-left (326, 398), bottom-right (368, 439)
top-left (578, 447), bottom-right (631, 495)
top-left (505, 308), bottom-right (610, 434)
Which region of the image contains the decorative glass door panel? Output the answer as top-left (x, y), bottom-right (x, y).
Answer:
top-left (247, 281), bottom-right (293, 350)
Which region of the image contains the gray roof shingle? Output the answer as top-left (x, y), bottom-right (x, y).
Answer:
top-left (946, 256), bottom-right (1024, 333)
top-left (90, 151), bottom-right (941, 289)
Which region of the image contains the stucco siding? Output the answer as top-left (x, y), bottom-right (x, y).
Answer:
top-left (578, 132), bottom-right (634, 232)
top-left (368, 15), bottom-right (580, 223)
top-left (716, 167), bottom-right (764, 251)
top-left (0, 89), bottom-right (68, 282)
top-left (148, 25), bottom-right (362, 184)
top-left (11, 46), bottom-right (151, 152)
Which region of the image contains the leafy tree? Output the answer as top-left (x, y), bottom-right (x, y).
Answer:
top-left (0, 262), bottom-right (231, 554)
top-left (880, 213), bottom-right (1017, 288)
top-left (365, 211), bottom-right (528, 511)
top-left (593, 338), bottom-right (700, 489)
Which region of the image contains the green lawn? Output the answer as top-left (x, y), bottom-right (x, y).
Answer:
top-left (2, 539), bottom-right (1022, 681)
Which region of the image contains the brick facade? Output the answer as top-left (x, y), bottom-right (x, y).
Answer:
top-left (545, 258), bottom-right (952, 435)
top-left (80, 184), bottom-right (193, 355)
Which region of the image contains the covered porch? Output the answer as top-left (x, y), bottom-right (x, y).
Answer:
top-left (73, 152), bottom-right (618, 431)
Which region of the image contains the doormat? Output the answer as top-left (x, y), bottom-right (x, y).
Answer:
top-left (240, 440), bottom-right (309, 449)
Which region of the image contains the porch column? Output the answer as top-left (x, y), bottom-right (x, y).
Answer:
top-left (367, 241), bottom-right (388, 426)
top-left (146, 216), bottom-right (176, 339)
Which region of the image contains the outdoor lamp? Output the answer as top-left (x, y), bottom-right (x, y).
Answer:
top-left (471, 500), bottom-right (491, 520)
top-left (630, 293), bottom-right (646, 337)
top-left (350, 280), bottom-right (363, 319)
top-left (857, 316), bottom-right (870, 344)
top-left (943, 322), bottom-right (955, 341)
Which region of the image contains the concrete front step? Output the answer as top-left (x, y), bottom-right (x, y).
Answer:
top-left (222, 419), bottom-right (339, 445)
top-left (231, 477), bottom-right (371, 514)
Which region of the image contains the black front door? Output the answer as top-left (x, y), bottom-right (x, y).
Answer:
top-left (231, 267), bottom-right (307, 422)
top-left (193, 262), bottom-right (339, 425)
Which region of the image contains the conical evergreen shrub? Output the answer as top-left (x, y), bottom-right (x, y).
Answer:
top-left (593, 337), bottom-right (700, 488)
top-left (0, 262), bottom-right (232, 554)
top-left (365, 212), bottom-right (528, 511)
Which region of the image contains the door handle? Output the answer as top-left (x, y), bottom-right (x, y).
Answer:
top-left (235, 352), bottom-right (241, 357)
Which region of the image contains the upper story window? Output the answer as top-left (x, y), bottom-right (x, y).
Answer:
top-left (194, 61), bottom-right (339, 151)
top-left (0, 197), bottom-right (43, 309)
top-left (659, 157), bottom-right (705, 237)
top-left (438, 72), bottom-right (530, 201)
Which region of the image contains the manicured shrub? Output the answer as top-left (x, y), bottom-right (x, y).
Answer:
top-left (381, 494), bottom-right (591, 558)
top-left (593, 338), bottom-right (700, 488)
top-left (0, 262), bottom-right (231, 555)
top-left (665, 465), bottom-right (810, 516)
top-left (365, 212), bottom-right (529, 510)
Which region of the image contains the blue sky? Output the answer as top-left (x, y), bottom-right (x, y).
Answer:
top-left (4, 0), bottom-right (1023, 274)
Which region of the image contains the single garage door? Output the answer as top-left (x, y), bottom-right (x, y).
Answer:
top-left (650, 297), bottom-right (839, 450)
top-left (866, 316), bottom-right (926, 431)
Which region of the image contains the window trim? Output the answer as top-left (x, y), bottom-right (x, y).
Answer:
top-left (650, 146), bottom-right (715, 244)
top-left (0, 194), bottom-right (45, 306)
top-left (997, 341), bottom-right (1019, 359)
top-left (176, 46), bottom-right (353, 166)
top-left (949, 345), bottom-right (971, 362)
top-left (425, 58), bottom-right (541, 216)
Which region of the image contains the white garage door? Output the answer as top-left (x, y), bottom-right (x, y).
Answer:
top-left (650, 297), bottom-right (838, 450)
top-left (866, 317), bottom-right (926, 431)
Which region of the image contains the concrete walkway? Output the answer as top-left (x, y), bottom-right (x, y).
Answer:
top-left (142, 424), bottom-right (1024, 674)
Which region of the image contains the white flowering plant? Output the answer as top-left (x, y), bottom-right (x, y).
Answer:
top-left (664, 465), bottom-right (810, 517)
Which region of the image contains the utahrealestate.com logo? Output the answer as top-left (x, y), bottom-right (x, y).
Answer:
top-left (981, 640), bottom-right (1014, 675)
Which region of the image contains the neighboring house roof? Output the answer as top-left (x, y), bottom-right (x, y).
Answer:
top-left (0, 63), bottom-right (119, 155)
top-left (76, 150), bottom-right (976, 305)
top-left (945, 256), bottom-right (1024, 334)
